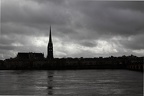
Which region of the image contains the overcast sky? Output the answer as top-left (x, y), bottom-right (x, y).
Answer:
top-left (0, 0), bottom-right (144, 59)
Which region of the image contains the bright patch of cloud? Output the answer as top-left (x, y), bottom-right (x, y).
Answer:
top-left (31, 36), bottom-right (48, 47)
top-left (132, 49), bottom-right (144, 54)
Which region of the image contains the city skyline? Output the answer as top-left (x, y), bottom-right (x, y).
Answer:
top-left (0, 0), bottom-right (144, 60)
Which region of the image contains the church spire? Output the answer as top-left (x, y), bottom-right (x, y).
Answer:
top-left (49, 26), bottom-right (52, 43)
top-left (47, 26), bottom-right (53, 59)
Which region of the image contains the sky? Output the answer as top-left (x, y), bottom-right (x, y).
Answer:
top-left (0, 0), bottom-right (144, 59)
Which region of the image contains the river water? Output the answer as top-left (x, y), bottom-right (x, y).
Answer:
top-left (0, 70), bottom-right (143, 96)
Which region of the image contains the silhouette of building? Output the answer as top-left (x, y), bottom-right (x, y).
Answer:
top-left (1, 26), bottom-right (143, 71)
top-left (16, 52), bottom-right (44, 59)
top-left (47, 26), bottom-right (53, 59)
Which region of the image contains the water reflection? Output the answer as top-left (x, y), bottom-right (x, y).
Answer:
top-left (47, 71), bottom-right (54, 95)
top-left (0, 70), bottom-right (143, 95)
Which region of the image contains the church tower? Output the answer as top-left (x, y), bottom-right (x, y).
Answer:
top-left (47, 26), bottom-right (53, 59)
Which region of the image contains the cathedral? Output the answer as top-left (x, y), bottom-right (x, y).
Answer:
top-left (16, 26), bottom-right (53, 60)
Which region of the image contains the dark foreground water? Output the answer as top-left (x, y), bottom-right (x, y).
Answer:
top-left (0, 70), bottom-right (143, 96)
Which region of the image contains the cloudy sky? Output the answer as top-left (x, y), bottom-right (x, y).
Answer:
top-left (0, 0), bottom-right (144, 59)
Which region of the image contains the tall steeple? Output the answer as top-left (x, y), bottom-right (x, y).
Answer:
top-left (47, 26), bottom-right (53, 59)
top-left (49, 26), bottom-right (52, 43)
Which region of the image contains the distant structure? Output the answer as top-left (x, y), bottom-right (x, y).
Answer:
top-left (0, 26), bottom-right (143, 71)
top-left (17, 52), bottom-right (44, 59)
top-left (47, 26), bottom-right (53, 59)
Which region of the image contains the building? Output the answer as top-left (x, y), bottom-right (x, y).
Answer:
top-left (47, 26), bottom-right (53, 59)
top-left (15, 26), bottom-right (53, 60)
top-left (17, 52), bottom-right (44, 59)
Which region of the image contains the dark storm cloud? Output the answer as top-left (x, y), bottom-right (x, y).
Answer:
top-left (55, 26), bottom-right (77, 35)
top-left (0, 44), bottom-right (15, 51)
top-left (33, 0), bottom-right (65, 5)
top-left (1, 23), bottom-right (38, 35)
top-left (0, 34), bottom-right (27, 46)
top-left (104, 1), bottom-right (144, 12)
top-left (0, 35), bottom-right (15, 45)
top-left (69, 1), bottom-right (144, 36)
top-left (1, 0), bottom-right (70, 27)
top-left (1, 0), bottom-right (71, 38)
top-left (64, 1), bottom-right (144, 53)
top-left (0, 0), bottom-right (144, 59)
top-left (78, 40), bottom-right (97, 47)
top-left (120, 34), bottom-right (144, 50)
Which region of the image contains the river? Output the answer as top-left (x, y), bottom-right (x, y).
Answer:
top-left (0, 70), bottom-right (143, 96)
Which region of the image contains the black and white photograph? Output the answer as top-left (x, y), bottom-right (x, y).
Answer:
top-left (0, 0), bottom-right (143, 95)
